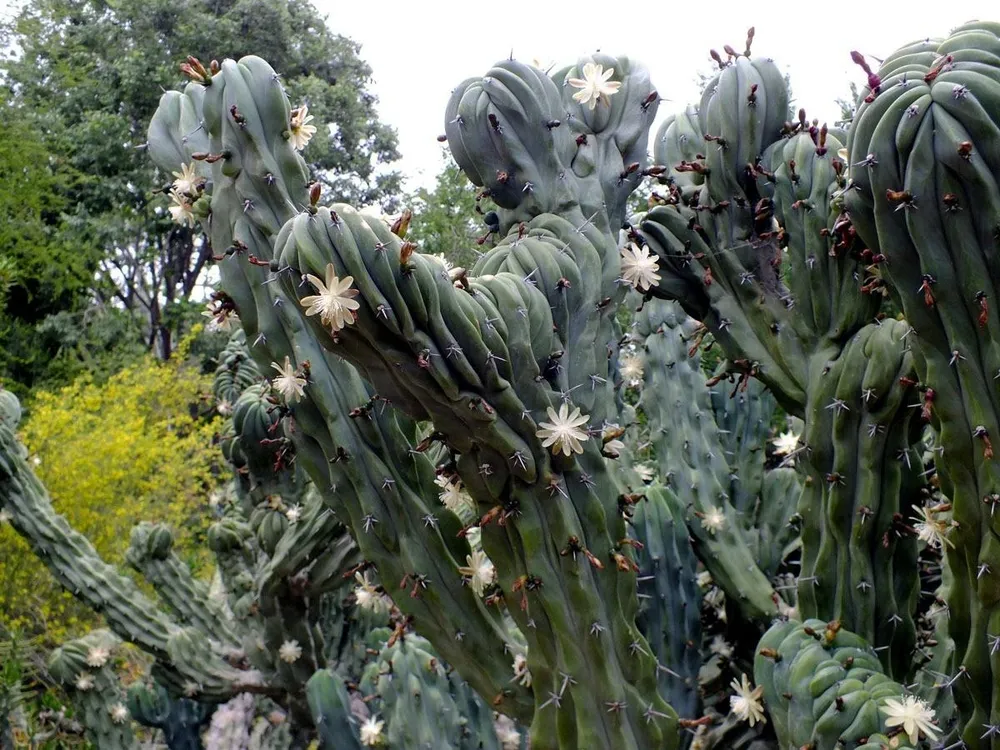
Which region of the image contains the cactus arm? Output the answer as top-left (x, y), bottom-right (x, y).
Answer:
top-left (629, 486), bottom-right (702, 720)
top-left (125, 523), bottom-right (243, 651)
top-left (0, 403), bottom-right (271, 699)
top-left (636, 299), bottom-right (781, 620)
top-left (149, 61), bottom-right (536, 722)
top-left (359, 632), bottom-right (503, 750)
top-left (149, 54), bottom-right (680, 748)
top-left (47, 631), bottom-right (138, 750)
top-left (306, 669), bottom-right (365, 750)
top-left (754, 619), bottom-right (924, 749)
top-left (795, 321), bottom-right (922, 679)
top-left (844, 26), bottom-right (1000, 744)
top-left (126, 682), bottom-right (213, 750)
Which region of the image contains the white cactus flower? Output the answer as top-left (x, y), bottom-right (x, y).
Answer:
top-left (299, 264), bottom-right (361, 332)
top-left (171, 163), bottom-right (203, 196)
top-left (910, 505), bottom-right (956, 550)
top-left (85, 646), bottom-right (110, 668)
top-left (359, 715), bottom-right (385, 746)
top-left (354, 571), bottom-right (392, 615)
top-left (619, 242), bottom-right (662, 291)
top-left (567, 62), bottom-right (622, 110)
top-left (288, 105), bottom-right (318, 150)
top-left (512, 653), bottom-right (532, 687)
top-left (700, 506), bottom-right (726, 534)
top-left (168, 189), bottom-right (196, 227)
top-left (536, 402), bottom-right (590, 456)
top-left (109, 702), bottom-right (130, 724)
top-left (285, 504), bottom-right (302, 523)
top-left (729, 674), bottom-right (766, 726)
top-left (458, 549), bottom-right (496, 597)
top-left (278, 640), bottom-right (302, 664)
top-left (270, 357), bottom-right (307, 403)
top-left (435, 475), bottom-right (476, 516)
top-left (772, 430), bottom-right (800, 456)
top-left (75, 672), bottom-right (95, 691)
top-left (620, 354), bottom-right (645, 386)
top-left (634, 464), bottom-right (655, 483)
top-left (880, 695), bottom-right (939, 744)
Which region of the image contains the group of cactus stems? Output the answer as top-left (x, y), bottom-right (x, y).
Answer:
top-left (2, 17), bottom-right (1000, 750)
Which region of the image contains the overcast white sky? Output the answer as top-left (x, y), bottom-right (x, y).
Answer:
top-left (3, 0), bottom-right (997, 195)
top-left (317, 0), bottom-right (998, 193)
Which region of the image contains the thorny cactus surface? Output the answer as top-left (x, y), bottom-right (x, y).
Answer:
top-left (843, 21), bottom-right (1000, 748)
top-left (147, 52), bottom-right (675, 749)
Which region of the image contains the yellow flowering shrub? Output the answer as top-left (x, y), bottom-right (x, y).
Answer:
top-left (0, 345), bottom-right (224, 643)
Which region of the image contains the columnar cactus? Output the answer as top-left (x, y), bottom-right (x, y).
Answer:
top-left (629, 486), bottom-right (703, 721)
top-left (633, 39), bottom-right (928, 678)
top-left (632, 299), bottom-right (791, 618)
top-left (843, 21), bottom-right (1000, 747)
top-left (147, 53), bottom-right (676, 748)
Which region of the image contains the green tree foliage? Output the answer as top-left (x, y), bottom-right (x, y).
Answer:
top-left (1, 0), bottom-right (401, 362)
top-left (0, 99), bottom-right (116, 398)
top-left (405, 150), bottom-right (485, 270)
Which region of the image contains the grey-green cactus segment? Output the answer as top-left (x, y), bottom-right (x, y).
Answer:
top-left (359, 630), bottom-right (505, 750)
top-left (754, 618), bottom-right (931, 749)
top-left (446, 56), bottom-right (657, 237)
top-left (795, 320), bottom-right (922, 680)
top-left (148, 52), bottom-right (677, 748)
top-left (843, 24), bottom-right (1000, 745)
top-left (629, 486), bottom-right (702, 720)
top-left (0, 401), bottom-right (270, 699)
top-left (148, 56), bottom-right (535, 724)
top-left (47, 631), bottom-right (137, 750)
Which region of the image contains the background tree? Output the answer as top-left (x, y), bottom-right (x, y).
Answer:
top-left (1, 0), bottom-right (401, 366)
top-left (404, 149), bottom-right (484, 270)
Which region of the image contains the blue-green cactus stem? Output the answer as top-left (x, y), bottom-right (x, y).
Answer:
top-left (0, 405), bottom-right (270, 699)
top-left (360, 630), bottom-right (503, 750)
top-left (634, 299), bottom-right (782, 620)
top-left (126, 682), bottom-right (213, 750)
top-left (47, 631), bottom-right (137, 750)
top-left (629, 485), bottom-right (702, 721)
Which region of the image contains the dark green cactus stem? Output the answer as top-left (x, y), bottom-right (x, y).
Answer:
top-left (844, 23), bottom-right (1000, 747)
top-left (359, 630), bottom-right (504, 750)
top-left (0, 401), bottom-right (271, 699)
top-left (126, 682), bottom-right (213, 750)
top-left (795, 320), bottom-right (923, 680)
top-left (148, 54), bottom-right (677, 748)
top-left (47, 631), bottom-right (137, 750)
top-left (634, 40), bottom-right (925, 682)
top-left (629, 485), bottom-right (702, 721)
top-left (148, 59), bottom-right (534, 724)
top-left (754, 618), bottom-right (934, 749)
top-left (708, 379), bottom-right (777, 515)
top-left (634, 299), bottom-right (783, 620)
